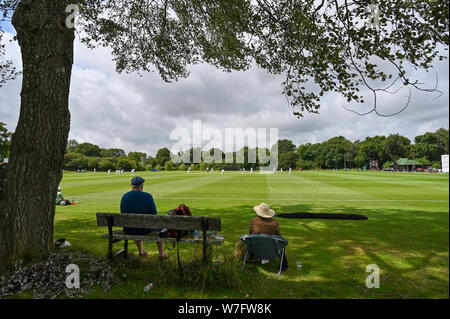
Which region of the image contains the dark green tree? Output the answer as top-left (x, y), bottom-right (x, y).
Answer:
top-left (117, 157), bottom-right (137, 170)
top-left (66, 139), bottom-right (79, 153)
top-left (354, 136), bottom-right (388, 167)
top-left (75, 142), bottom-right (101, 157)
top-left (383, 134), bottom-right (411, 162)
top-left (101, 148), bottom-right (126, 158)
top-left (321, 136), bottom-right (353, 169)
top-left (274, 139), bottom-right (296, 156)
top-left (412, 128), bottom-right (449, 163)
top-left (279, 151), bottom-right (299, 170)
top-left (98, 158), bottom-right (116, 171)
top-left (156, 148), bottom-right (172, 166)
top-left (128, 151), bottom-right (147, 163)
top-left (0, 122), bottom-right (12, 159)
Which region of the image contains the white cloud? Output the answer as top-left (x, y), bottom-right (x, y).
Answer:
top-left (0, 31), bottom-right (448, 156)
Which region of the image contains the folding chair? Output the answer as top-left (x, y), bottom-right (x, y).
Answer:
top-left (241, 234), bottom-right (288, 276)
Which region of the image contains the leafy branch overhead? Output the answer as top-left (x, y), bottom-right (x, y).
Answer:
top-left (0, 30), bottom-right (20, 88)
top-left (1, 0), bottom-right (449, 116)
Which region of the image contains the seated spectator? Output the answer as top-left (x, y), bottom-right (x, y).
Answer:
top-left (56, 187), bottom-right (71, 206)
top-left (234, 203), bottom-right (288, 270)
top-left (249, 203), bottom-right (282, 235)
top-left (120, 176), bottom-right (168, 260)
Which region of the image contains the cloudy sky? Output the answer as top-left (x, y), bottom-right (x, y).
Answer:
top-left (0, 27), bottom-right (448, 156)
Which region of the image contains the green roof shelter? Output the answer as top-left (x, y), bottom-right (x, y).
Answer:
top-left (390, 158), bottom-right (424, 172)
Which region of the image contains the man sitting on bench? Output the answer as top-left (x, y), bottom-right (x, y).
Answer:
top-left (120, 176), bottom-right (168, 259)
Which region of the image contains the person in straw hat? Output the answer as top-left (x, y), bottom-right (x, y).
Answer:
top-left (233, 203), bottom-right (288, 270)
top-left (250, 203), bottom-right (282, 236)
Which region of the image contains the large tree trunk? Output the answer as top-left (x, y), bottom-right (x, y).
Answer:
top-left (0, 0), bottom-right (74, 261)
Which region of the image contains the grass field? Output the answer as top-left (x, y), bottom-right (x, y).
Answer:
top-left (54, 170), bottom-right (449, 299)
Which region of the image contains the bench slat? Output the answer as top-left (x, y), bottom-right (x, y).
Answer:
top-left (96, 213), bottom-right (221, 231)
top-left (101, 230), bottom-right (225, 245)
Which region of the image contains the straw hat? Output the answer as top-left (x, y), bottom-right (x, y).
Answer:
top-left (253, 203), bottom-right (275, 218)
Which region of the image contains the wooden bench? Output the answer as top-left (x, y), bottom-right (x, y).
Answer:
top-left (96, 213), bottom-right (224, 263)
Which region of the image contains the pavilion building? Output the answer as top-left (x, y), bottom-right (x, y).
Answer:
top-left (390, 158), bottom-right (424, 172)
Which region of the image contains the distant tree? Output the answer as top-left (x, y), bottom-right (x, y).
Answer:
top-left (415, 157), bottom-right (431, 167)
top-left (63, 152), bottom-right (82, 168)
top-left (145, 164), bottom-right (153, 171)
top-left (383, 134), bottom-right (411, 162)
top-left (320, 136), bottom-right (353, 168)
top-left (432, 162), bottom-right (442, 169)
top-left (0, 122), bottom-right (12, 159)
top-left (273, 139), bottom-right (296, 156)
top-left (165, 160), bottom-right (174, 171)
top-left (117, 158), bottom-right (136, 171)
top-left (296, 159), bottom-right (314, 170)
top-left (128, 151), bottom-right (147, 163)
top-left (66, 139), bottom-right (79, 153)
top-left (75, 143), bottom-right (101, 157)
top-left (66, 156), bottom-right (88, 170)
top-left (413, 128), bottom-right (449, 163)
top-left (98, 158), bottom-right (116, 171)
top-left (100, 148), bottom-right (126, 158)
top-left (279, 151), bottom-right (299, 170)
top-left (87, 157), bottom-right (99, 170)
top-left (435, 128), bottom-right (449, 154)
top-left (136, 162), bottom-right (146, 171)
top-left (156, 148), bottom-right (171, 166)
top-left (145, 157), bottom-right (158, 168)
top-left (354, 136), bottom-right (388, 167)
top-left (297, 143), bottom-right (325, 167)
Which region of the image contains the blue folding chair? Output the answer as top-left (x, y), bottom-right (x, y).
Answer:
top-left (240, 234), bottom-right (288, 276)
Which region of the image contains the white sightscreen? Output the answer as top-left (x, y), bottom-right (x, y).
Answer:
top-left (442, 155), bottom-right (449, 173)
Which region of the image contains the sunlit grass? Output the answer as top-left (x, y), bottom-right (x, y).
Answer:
top-left (50, 170), bottom-right (449, 298)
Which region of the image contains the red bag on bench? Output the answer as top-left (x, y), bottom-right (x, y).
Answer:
top-left (167, 204), bottom-right (193, 239)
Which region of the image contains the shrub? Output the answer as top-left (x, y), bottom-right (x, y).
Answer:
top-left (98, 159), bottom-right (115, 171)
top-left (296, 159), bottom-right (314, 170)
top-left (117, 158), bottom-right (137, 171)
top-left (165, 161), bottom-right (174, 171)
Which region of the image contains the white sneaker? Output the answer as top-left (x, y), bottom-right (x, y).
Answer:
top-left (261, 259), bottom-right (269, 264)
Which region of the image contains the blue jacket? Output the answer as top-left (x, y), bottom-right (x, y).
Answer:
top-left (120, 190), bottom-right (157, 235)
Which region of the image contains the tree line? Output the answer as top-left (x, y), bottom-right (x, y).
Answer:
top-left (1, 125), bottom-right (447, 171)
top-left (46, 128), bottom-right (448, 171)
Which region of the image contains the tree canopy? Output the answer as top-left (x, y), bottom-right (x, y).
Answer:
top-left (1, 0), bottom-right (448, 116)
